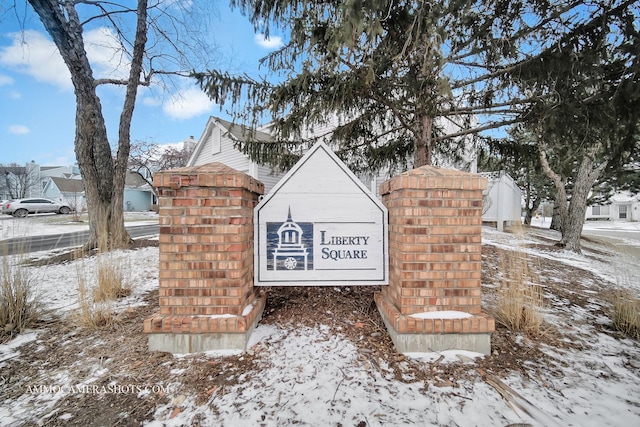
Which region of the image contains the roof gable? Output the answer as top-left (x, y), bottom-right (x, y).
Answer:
top-left (50, 176), bottom-right (84, 193)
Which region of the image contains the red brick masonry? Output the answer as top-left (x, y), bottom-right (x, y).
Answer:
top-left (376, 166), bottom-right (495, 335)
top-left (143, 163), bottom-right (265, 337)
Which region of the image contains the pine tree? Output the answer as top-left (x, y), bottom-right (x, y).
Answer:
top-left (478, 131), bottom-right (554, 226)
top-left (194, 0), bottom-right (582, 175)
top-left (508, 0), bottom-right (640, 252)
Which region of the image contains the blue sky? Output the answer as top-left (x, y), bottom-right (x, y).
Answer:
top-left (0, 2), bottom-right (283, 167)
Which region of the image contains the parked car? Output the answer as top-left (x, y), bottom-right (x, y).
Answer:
top-left (3, 198), bottom-right (72, 217)
top-left (0, 200), bottom-right (7, 214)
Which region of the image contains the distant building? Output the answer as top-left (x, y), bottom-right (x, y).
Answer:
top-left (479, 171), bottom-right (523, 231)
top-left (42, 171), bottom-right (154, 212)
top-left (586, 191), bottom-right (640, 222)
top-left (43, 176), bottom-right (86, 212)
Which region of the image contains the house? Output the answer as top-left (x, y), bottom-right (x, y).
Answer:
top-left (187, 115), bottom-right (480, 197)
top-left (0, 163), bottom-right (40, 199)
top-left (43, 176), bottom-right (86, 212)
top-left (586, 191), bottom-right (640, 221)
top-left (42, 171), bottom-right (154, 212)
top-left (187, 117), bottom-right (283, 193)
top-left (123, 171), bottom-right (155, 211)
top-left (187, 116), bottom-right (521, 230)
top-left (479, 171), bottom-right (523, 231)
top-left (1, 162), bottom-right (81, 200)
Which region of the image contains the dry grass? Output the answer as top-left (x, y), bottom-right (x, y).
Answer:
top-left (610, 288), bottom-right (640, 340)
top-left (93, 253), bottom-right (132, 302)
top-left (74, 250), bottom-right (132, 329)
top-left (0, 250), bottom-right (42, 342)
top-left (491, 228), bottom-right (546, 336)
top-left (75, 270), bottom-right (116, 329)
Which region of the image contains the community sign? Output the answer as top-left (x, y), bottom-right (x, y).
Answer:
top-left (254, 141), bottom-right (388, 286)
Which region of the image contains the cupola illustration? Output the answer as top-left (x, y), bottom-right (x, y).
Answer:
top-left (272, 207), bottom-right (309, 270)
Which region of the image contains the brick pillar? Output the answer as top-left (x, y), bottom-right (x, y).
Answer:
top-left (374, 166), bottom-right (495, 354)
top-left (143, 163), bottom-right (266, 353)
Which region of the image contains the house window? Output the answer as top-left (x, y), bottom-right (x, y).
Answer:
top-left (592, 205), bottom-right (610, 216)
top-left (619, 205), bottom-right (628, 219)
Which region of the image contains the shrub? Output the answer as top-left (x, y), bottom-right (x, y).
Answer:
top-left (610, 289), bottom-right (640, 340)
top-left (0, 253), bottom-right (42, 341)
top-left (75, 271), bottom-right (115, 329)
top-left (74, 251), bottom-right (132, 329)
top-left (491, 246), bottom-right (545, 336)
top-left (93, 253), bottom-right (132, 302)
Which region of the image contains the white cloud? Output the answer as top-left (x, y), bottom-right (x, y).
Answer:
top-left (161, 87), bottom-right (214, 120)
top-left (141, 95), bottom-right (162, 107)
top-left (84, 27), bottom-right (130, 80)
top-left (0, 28), bottom-right (131, 90)
top-left (254, 34), bottom-right (284, 49)
top-left (8, 124), bottom-right (30, 135)
top-left (0, 74), bottom-right (14, 86)
top-left (0, 30), bottom-right (72, 89)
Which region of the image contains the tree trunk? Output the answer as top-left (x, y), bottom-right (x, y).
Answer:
top-left (29, 0), bottom-right (116, 250)
top-left (523, 197), bottom-right (541, 225)
top-left (28, 0), bottom-right (149, 251)
top-left (414, 114), bottom-right (433, 167)
top-left (550, 205), bottom-right (561, 231)
top-left (110, 0), bottom-right (148, 249)
top-left (539, 140), bottom-right (608, 252)
top-left (558, 148), bottom-right (608, 252)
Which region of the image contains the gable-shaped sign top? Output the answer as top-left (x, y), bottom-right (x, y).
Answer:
top-left (254, 141), bottom-right (388, 286)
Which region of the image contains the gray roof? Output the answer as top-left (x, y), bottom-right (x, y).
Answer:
top-left (50, 176), bottom-right (84, 193)
top-left (125, 171), bottom-right (150, 188)
top-left (217, 118), bottom-right (274, 143)
top-left (49, 172), bottom-right (150, 192)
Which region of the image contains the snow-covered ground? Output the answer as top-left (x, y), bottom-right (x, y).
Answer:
top-left (1, 216), bottom-right (639, 426)
top-left (0, 211), bottom-right (159, 241)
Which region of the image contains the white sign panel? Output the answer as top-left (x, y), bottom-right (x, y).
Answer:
top-left (255, 142), bottom-right (388, 286)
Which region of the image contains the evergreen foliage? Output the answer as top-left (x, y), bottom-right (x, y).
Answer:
top-left (478, 131), bottom-right (554, 225)
top-left (506, 0), bottom-right (639, 250)
top-left (194, 0), bottom-right (582, 174)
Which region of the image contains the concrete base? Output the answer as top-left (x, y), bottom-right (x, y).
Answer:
top-left (378, 306), bottom-right (492, 355)
top-left (147, 304), bottom-right (265, 354)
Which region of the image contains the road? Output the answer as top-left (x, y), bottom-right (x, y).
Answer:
top-left (1, 224), bottom-right (159, 255)
top-left (582, 228), bottom-right (640, 259)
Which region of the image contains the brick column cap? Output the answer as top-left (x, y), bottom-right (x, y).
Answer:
top-left (154, 163), bottom-right (264, 195)
top-left (380, 165), bottom-right (487, 196)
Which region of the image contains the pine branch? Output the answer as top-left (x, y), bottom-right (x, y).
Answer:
top-left (433, 119), bottom-right (518, 143)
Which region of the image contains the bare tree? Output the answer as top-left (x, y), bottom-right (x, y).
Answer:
top-left (0, 163), bottom-right (41, 199)
top-left (129, 139), bottom-right (195, 193)
top-left (22, 0), bottom-right (213, 250)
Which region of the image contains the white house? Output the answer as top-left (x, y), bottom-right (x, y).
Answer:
top-left (187, 115), bottom-right (480, 197)
top-left (43, 176), bottom-right (87, 212)
top-left (187, 117), bottom-right (283, 193)
top-left (586, 191), bottom-right (640, 221)
top-left (187, 116), bottom-right (521, 230)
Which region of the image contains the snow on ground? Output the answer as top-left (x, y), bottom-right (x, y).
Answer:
top-left (1, 217), bottom-right (640, 426)
top-left (0, 211), bottom-right (159, 241)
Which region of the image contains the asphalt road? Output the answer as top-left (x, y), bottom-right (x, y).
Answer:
top-left (1, 224), bottom-right (159, 255)
top-left (582, 228), bottom-right (640, 259)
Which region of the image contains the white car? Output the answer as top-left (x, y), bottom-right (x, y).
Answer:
top-left (3, 198), bottom-right (72, 217)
